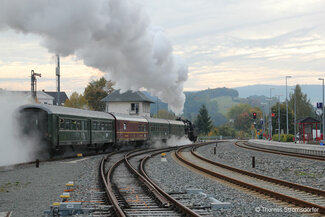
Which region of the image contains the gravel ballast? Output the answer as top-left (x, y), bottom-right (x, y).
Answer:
top-left (145, 147), bottom-right (305, 217)
top-left (0, 155), bottom-right (104, 217)
top-left (197, 141), bottom-right (325, 190)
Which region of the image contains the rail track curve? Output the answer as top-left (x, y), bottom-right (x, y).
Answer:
top-left (175, 143), bottom-right (325, 215)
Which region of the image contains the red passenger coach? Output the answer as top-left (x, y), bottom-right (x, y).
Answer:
top-left (110, 113), bottom-right (148, 146)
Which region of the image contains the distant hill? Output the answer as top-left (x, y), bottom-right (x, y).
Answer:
top-left (183, 88), bottom-right (239, 126)
top-left (143, 84), bottom-right (320, 127)
top-left (235, 84), bottom-right (322, 105)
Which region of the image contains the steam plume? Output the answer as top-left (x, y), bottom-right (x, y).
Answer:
top-left (0, 92), bottom-right (39, 166)
top-left (0, 0), bottom-right (187, 114)
top-left (152, 136), bottom-right (192, 149)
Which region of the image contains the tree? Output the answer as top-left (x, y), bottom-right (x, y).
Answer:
top-left (228, 104), bottom-right (252, 121)
top-left (153, 109), bottom-right (176, 120)
top-left (271, 102), bottom-right (294, 134)
top-left (288, 85), bottom-right (314, 120)
top-left (84, 77), bottom-right (114, 111)
top-left (227, 103), bottom-right (262, 132)
top-left (217, 124), bottom-right (236, 137)
top-left (64, 92), bottom-right (88, 109)
top-left (194, 104), bottom-right (213, 135)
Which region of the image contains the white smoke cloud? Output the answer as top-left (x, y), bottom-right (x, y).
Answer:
top-left (152, 136), bottom-right (192, 149)
top-left (0, 0), bottom-right (188, 114)
top-left (0, 91), bottom-right (40, 166)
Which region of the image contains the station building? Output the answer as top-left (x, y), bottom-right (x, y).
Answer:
top-left (101, 90), bottom-right (154, 117)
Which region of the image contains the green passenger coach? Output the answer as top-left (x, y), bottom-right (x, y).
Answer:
top-left (19, 104), bottom-right (115, 155)
top-left (146, 117), bottom-right (170, 141)
top-left (168, 120), bottom-right (185, 138)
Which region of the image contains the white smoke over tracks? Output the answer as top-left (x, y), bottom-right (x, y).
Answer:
top-left (0, 0), bottom-right (188, 114)
top-left (0, 92), bottom-right (39, 166)
top-left (152, 136), bottom-right (192, 149)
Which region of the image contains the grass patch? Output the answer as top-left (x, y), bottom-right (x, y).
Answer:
top-left (294, 171), bottom-right (323, 178)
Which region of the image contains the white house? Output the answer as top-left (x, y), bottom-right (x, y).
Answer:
top-left (2, 90), bottom-right (68, 105)
top-left (36, 91), bottom-right (54, 104)
top-left (101, 90), bottom-right (154, 117)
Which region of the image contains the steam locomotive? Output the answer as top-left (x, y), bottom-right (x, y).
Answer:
top-left (18, 104), bottom-right (197, 157)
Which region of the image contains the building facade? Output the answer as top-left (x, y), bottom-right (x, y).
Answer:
top-left (101, 90), bottom-right (154, 117)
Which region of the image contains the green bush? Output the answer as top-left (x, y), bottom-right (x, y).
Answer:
top-left (273, 134), bottom-right (294, 142)
top-left (286, 134), bottom-right (294, 142)
top-left (280, 134), bottom-right (287, 142)
top-left (272, 134), bottom-right (279, 141)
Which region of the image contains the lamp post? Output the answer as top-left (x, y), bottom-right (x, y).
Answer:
top-left (276, 95), bottom-right (282, 142)
top-left (269, 88), bottom-right (275, 140)
top-left (261, 102), bottom-right (267, 138)
top-left (319, 78), bottom-right (324, 143)
top-left (291, 88), bottom-right (297, 143)
top-left (286, 76), bottom-right (292, 135)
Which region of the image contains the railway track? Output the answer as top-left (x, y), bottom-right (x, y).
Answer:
top-left (100, 146), bottom-right (205, 217)
top-left (235, 141), bottom-right (325, 161)
top-left (176, 144), bottom-right (325, 215)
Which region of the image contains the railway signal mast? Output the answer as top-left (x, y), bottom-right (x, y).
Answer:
top-left (56, 55), bottom-right (61, 106)
top-left (31, 70), bottom-right (41, 100)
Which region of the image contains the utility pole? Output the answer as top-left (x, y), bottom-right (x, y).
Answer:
top-left (156, 96), bottom-right (159, 117)
top-left (319, 78), bottom-right (324, 143)
top-left (278, 97), bottom-right (281, 142)
top-left (276, 95), bottom-right (283, 142)
top-left (31, 70), bottom-right (41, 101)
top-left (261, 103), bottom-right (267, 138)
top-left (291, 88), bottom-right (297, 143)
top-left (286, 76), bottom-right (292, 134)
top-left (56, 55), bottom-right (61, 106)
top-left (269, 88), bottom-right (275, 140)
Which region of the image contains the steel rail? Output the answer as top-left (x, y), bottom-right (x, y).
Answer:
top-left (192, 145), bottom-right (325, 197)
top-left (100, 153), bottom-right (126, 217)
top-left (175, 145), bottom-right (325, 214)
top-left (100, 146), bottom-right (200, 217)
top-left (123, 149), bottom-right (172, 207)
top-left (139, 146), bottom-right (202, 217)
top-left (235, 141), bottom-right (325, 161)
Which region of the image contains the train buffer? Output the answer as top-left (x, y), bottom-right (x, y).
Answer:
top-left (44, 202), bottom-right (92, 216)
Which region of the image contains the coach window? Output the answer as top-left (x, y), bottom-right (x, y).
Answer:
top-left (76, 121), bottom-right (81, 130)
top-left (123, 123), bottom-right (127, 130)
top-left (71, 120), bottom-right (77, 130)
top-left (83, 121), bottom-right (88, 130)
top-left (108, 122), bottom-right (112, 130)
top-left (93, 121), bottom-right (97, 130)
top-left (59, 118), bottom-right (65, 130)
top-left (65, 119), bottom-right (70, 130)
top-left (144, 125), bottom-right (146, 131)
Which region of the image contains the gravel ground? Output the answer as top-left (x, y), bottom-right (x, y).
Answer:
top-left (145, 149), bottom-right (305, 217)
top-left (0, 154), bottom-right (104, 217)
top-left (196, 141), bottom-right (325, 190)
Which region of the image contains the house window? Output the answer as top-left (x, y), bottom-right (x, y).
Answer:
top-left (131, 103), bottom-right (139, 114)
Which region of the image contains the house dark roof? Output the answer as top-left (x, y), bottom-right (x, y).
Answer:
top-left (297, 117), bottom-right (320, 123)
top-left (44, 91), bottom-right (68, 105)
top-left (101, 90), bottom-right (154, 103)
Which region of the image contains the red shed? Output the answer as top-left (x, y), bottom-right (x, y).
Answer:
top-left (297, 117), bottom-right (321, 143)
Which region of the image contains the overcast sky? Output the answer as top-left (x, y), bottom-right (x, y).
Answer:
top-left (0, 0), bottom-right (324, 95)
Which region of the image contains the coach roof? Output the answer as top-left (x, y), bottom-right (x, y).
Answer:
top-left (19, 104), bottom-right (115, 120)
